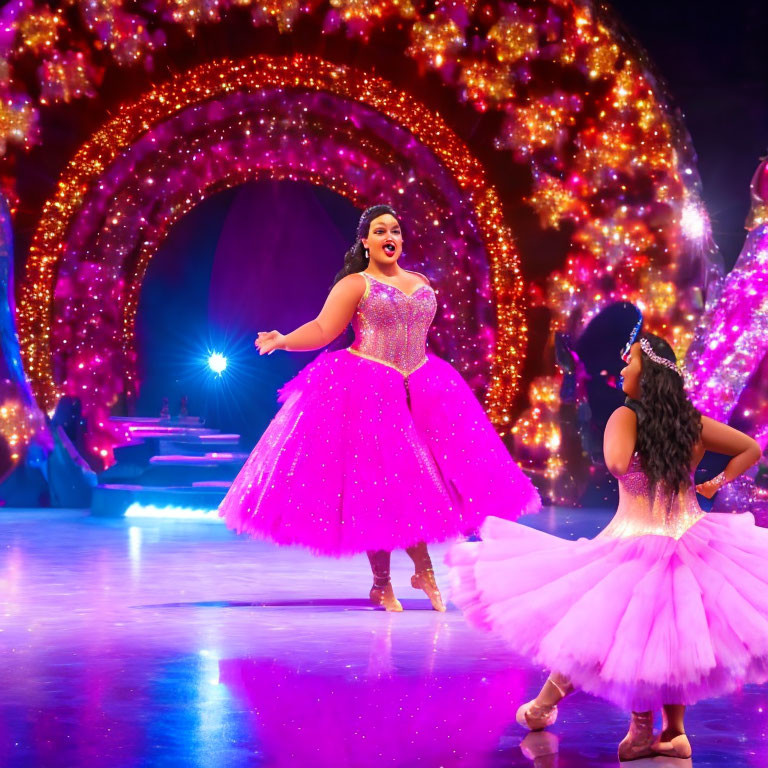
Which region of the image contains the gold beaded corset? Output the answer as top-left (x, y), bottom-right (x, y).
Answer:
top-left (599, 453), bottom-right (705, 540)
top-left (348, 273), bottom-right (436, 376)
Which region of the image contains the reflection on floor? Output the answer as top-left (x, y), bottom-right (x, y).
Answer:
top-left (0, 508), bottom-right (764, 767)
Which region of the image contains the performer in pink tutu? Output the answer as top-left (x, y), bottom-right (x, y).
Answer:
top-left (219, 204), bottom-right (540, 612)
top-left (448, 331), bottom-right (765, 761)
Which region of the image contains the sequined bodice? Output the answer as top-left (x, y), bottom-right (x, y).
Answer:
top-left (348, 273), bottom-right (437, 376)
top-left (599, 454), bottom-right (705, 540)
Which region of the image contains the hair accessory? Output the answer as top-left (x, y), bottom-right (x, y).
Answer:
top-left (640, 337), bottom-right (681, 376)
top-left (620, 311), bottom-right (643, 363)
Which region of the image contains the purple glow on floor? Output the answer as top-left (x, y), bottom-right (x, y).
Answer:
top-left (1, 509), bottom-right (766, 767)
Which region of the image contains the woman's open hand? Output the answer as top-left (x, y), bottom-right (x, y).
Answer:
top-left (255, 331), bottom-right (286, 355)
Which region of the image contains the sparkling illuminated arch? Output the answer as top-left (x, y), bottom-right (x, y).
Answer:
top-left (20, 55), bottom-right (527, 435)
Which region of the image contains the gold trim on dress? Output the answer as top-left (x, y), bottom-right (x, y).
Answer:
top-left (360, 271), bottom-right (371, 302)
top-left (361, 272), bottom-right (433, 298)
top-left (598, 510), bottom-right (705, 541)
top-left (346, 347), bottom-right (428, 377)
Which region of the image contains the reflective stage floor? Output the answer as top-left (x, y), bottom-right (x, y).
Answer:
top-left (1, 508), bottom-right (765, 767)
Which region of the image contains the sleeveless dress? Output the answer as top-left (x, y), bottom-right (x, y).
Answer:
top-left (448, 453), bottom-right (768, 710)
top-left (219, 272), bottom-right (540, 555)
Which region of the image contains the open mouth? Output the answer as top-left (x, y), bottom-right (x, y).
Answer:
top-left (383, 243), bottom-right (396, 255)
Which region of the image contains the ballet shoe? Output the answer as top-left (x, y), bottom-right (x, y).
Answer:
top-left (653, 732), bottom-right (692, 759)
top-left (369, 583), bottom-right (402, 612)
top-left (516, 673), bottom-right (573, 733)
top-left (411, 568), bottom-right (447, 611)
top-left (618, 711), bottom-right (656, 762)
top-left (516, 700), bottom-right (558, 731)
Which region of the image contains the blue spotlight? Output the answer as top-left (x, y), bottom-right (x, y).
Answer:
top-left (208, 352), bottom-right (227, 375)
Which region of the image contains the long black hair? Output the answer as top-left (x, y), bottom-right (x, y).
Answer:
top-left (633, 333), bottom-right (702, 491)
top-left (332, 204), bottom-right (403, 285)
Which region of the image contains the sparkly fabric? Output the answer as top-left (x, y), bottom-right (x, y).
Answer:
top-left (448, 460), bottom-right (768, 710)
top-left (219, 276), bottom-right (541, 555)
top-left (599, 454), bottom-right (705, 540)
top-left (348, 273), bottom-right (434, 375)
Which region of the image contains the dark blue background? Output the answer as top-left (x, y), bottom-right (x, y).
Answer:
top-left (611, 0), bottom-right (768, 268)
top-left (135, 180), bottom-right (358, 445)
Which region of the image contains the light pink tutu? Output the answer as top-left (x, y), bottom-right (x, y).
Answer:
top-left (219, 349), bottom-right (540, 555)
top-left (448, 512), bottom-right (768, 710)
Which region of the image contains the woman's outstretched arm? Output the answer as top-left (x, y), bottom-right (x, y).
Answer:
top-left (695, 416), bottom-right (762, 498)
top-left (255, 274), bottom-right (366, 354)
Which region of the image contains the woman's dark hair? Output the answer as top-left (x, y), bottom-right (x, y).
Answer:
top-left (633, 333), bottom-right (702, 491)
top-left (332, 204), bottom-right (403, 285)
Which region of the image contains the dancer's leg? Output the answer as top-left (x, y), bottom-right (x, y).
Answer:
top-left (660, 704), bottom-right (685, 738)
top-left (367, 550), bottom-right (402, 612)
top-left (517, 672), bottom-right (574, 731)
top-left (654, 705), bottom-right (692, 758)
top-left (618, 711), bottom-right (655, 762)
top-left (533, 672), bottom-right (574, 707)
top-left (406, 541), bottom-right (446, 612)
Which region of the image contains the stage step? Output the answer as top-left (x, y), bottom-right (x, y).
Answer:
top-left (109, 416), bottom-right (204, 424)
top-left (112, 435), bottom-right (242, 465)
top-left (94, 417), bottom-right (248, 517)
top-left (148, 453), bottom-right (248, 465)
top-left (139, 453), bottom-right (247, 485)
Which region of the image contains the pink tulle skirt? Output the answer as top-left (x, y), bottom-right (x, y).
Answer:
top-left (447, 512), bottom-right (768, 711)
top-left (219, 350), bottom-right (540, 555)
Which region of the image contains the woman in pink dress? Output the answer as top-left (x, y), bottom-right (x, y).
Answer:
top-left (219, 204), bottom-right (540, 612)
top-left (448, 332), bottom-right (766, 760)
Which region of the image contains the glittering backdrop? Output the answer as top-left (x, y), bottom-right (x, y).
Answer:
top-left (686, 225), bottom-right (768, 425)
top-left (0, 0), bottom-right (725, 470)
top-left (685, 159), bottom-right (768, 425)
top-left (684, 158), bottom-right (768, 512)
top-left (21, 56), bottom-right (522, 462)
top-left (0, 194), bottom-right (48, 465)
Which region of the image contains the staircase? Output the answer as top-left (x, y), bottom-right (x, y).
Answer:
top-left (91, 417), bottom-right (248, 518)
